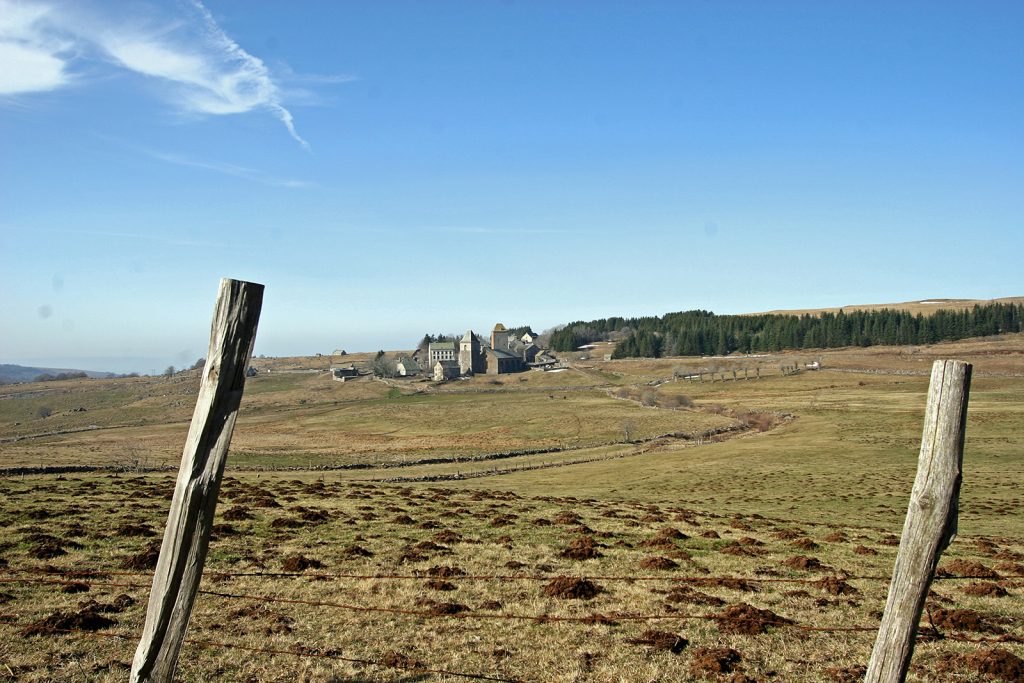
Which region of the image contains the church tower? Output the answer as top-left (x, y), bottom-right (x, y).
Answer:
top-left (490, 323), bottom-right (510, 351)
top-left (459, 330), bottom-right (481, 375)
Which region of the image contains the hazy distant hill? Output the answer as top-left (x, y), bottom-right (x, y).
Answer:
top-left (0, 364), bottom-right (118, 385)
top-left (754, 296), bottom-right (1024, 317)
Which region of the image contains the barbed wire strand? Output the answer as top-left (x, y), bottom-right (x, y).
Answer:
top-left (2, 576), bottom-right (880, 632)
top-left (16, 563), bottom-right (1020, 584)
top-left (15, 626), bottom-right (524, 683)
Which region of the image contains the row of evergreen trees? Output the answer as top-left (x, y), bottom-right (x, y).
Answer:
top-left (546, 303), bottom-right (1023, 358)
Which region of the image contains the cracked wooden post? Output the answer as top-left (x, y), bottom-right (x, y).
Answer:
top-left (130, 278), bottom-right (264, 683)
top-left (865, 359), bottom-right (971, 683)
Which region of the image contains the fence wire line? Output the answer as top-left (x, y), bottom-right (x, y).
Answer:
top-left (8, 565), bottom-right (1024, 585)
top-left (14, 626), bottom-right (524, 683)
top-left (1, 575), bottom-right (878, 633)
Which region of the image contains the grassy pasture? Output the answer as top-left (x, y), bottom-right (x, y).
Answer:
top-left (1, 371), bottom-right (735, 469)
top-left (1, 476), bottom-right (1021, 682)
top-left (0, 334), bottom-right (1022, 680)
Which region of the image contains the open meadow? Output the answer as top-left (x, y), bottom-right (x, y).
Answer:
top-left (1, 335), bottom-right (1022, 681)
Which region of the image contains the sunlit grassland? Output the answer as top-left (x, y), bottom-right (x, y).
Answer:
top-left (0, 474), bottom-right (1020, 682)
top-left (1, 335), bottom-right (1022, 680)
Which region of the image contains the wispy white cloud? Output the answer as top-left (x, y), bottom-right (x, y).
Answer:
top-left (93, 133), bottom-right (316, 187)
top-left (0, 1), bottom-right (74, 95)
top-left (42, 227), bottom-right (232, 249)
top-left (0, 0), bottom-right (334, 148)
top-left (147, 149), bottom-right (315, 188)
top-left (434, 226), bottom-right (579, 235)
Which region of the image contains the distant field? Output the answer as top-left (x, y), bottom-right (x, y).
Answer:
top-left (754, 295), bottom-right (1024, 317)
top-left (0, 367), bottom-right (734, 469)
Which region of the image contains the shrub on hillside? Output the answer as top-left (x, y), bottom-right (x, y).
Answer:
top-left (659, 394), bottom-right (694, 409)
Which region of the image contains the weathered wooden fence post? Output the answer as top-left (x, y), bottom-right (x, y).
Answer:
top-left (130, 278), bottom-right (264, 683)
top-left (865, 359), bottom-right (971, 683)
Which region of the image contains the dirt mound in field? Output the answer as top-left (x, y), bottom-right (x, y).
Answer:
top-left (27, 534), bottom-right (74, 560)
top-left (562, 536), bottom-right (602, 560)
top-left (701, 530), bottom-right (720, 539)
top-left (638, 556), bottom-right (678, 570)
top-left (281, 554), bottom-right (323, 572)
top-left (653, 526), bottom-right (688, 541)
top-left (930, 608), bottom-right (1003, 634)
top-left (963, 582), bottom-right (1009, 597)
top-left (937, 648), bottom-right (1024, 681)
top-left (382, 650), bottom-right (424, 671)
top-left (421, 600), bottom-right (469, 616)
top-left (822, 531), bottom-right (849, 543)
top-left (696, 578), bottom-right (758, 592)
top-left (542, 577), bottom-right (603, 600)
top-left (427, 565), bottom-right (466, 578)
top-left (211, 523), bottom-right (238, 537)
top-left (104, 594), bottom-right (135, 613)
top-left (938, 559), bottom-right (999, 578)
top-left (721, 543), bottom-right (760, 557)
top-left (60, 582), bottom-right (89, 594)
top-left (339, 543), bottom-right (371, 559)
top-left (772, 528), bottom-right (802, 540)
top-left (21, 606), bottom-right (116, 636)
top-left (665, 586), bottom-right (724, 607)
top-left (689, 647), bottom-right (741, 676)
top-left (825, 665), bottom-right (867, 682)
top-left (431, 530), bottom-right (464, 544)
top-left (814, 577), bottom-right (858, 595)
top-left (791, 538), bottom-right (819, 550)
top-left (783, 555), bottom-right (823, 571)
top-left (399, 540), bottom-right (450, 563)
top-left (221, 506), bottom-right (253, 521)
top-left (715, 603), bottom-right (793, 635)
top-left (298, 508), bottom-right (331, 524)
top-left (853, 545), bottom-right (878, 555)
top-left (114, 523), bottom-right (156, 538)
top-left (553, 511), bottom-right (582, 525)
top-left (121, 541), bottom-right (161, 570)
top-left (626, 630), bottom-right (688, 654)
top-left (995, 561), bottom-right (1024, 574)
top-left (425, 579), bottom-right (456, 591)
top-left (641, 527), bottom-right (688, 549)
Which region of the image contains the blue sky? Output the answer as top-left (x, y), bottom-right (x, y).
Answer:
top-left (2, 1), bottom-right (1022, 374)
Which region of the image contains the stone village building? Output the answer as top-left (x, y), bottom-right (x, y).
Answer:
top-left (423, 323), bottom-right (552, 380)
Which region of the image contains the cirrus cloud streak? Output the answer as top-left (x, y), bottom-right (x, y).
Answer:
top-left (0, 0), bottom-right (323, 148)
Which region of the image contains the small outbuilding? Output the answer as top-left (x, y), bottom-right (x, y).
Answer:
top-left (434, 359), bottom-right (460, 381)
top-left (396, 356), bottom-right (421, 377)
top-left (332, 366), bottom-right (359, 381)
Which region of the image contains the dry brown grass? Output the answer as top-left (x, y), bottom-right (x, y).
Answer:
top-left (1, 335), bottom-right (1022, 680)
top-left (0, 477), bottom-right (1020, 681)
